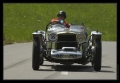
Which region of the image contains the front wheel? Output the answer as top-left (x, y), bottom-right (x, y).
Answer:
top-left (32, 37), bottom-right (40, 70)
top-left (92, 39), bottom-right (102, 71)
top-left (39, 53), bottom-right (44, 65)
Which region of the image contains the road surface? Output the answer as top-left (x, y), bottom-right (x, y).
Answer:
top-left (3, 41), bottom-right (117, 80)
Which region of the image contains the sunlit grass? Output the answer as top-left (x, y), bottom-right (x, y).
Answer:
top-left (3, 3), bottom-right (117, 44)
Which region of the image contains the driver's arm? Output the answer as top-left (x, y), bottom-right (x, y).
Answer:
top-left (50, 18), bottom-right (64, 25)
top-left (50, 18), bottom-right (59, 25)
top-left (65, 22), bottom-right (70, 28)
top-left (50, 21), bottom-right (59, 25)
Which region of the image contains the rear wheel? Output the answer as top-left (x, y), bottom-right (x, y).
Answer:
top-left (32, 37), bottom-right (40, 70)
top-left (92, 39), bottom-right (102, 71)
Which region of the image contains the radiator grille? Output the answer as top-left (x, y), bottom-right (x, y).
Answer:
top-left (56, 34), bottom-right (77, 49)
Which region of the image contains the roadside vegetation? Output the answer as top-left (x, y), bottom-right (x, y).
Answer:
top-left (3, 3), bottom-right (117, 44)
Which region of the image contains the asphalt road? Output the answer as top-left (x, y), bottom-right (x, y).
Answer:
top-left (3, 41), bottom-right (117, 80)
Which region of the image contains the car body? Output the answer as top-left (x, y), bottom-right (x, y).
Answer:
top-left (32, 22), bottom-right (102, 71)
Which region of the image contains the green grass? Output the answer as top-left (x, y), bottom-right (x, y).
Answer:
top-left (3, 3), bottom-right (117, 44)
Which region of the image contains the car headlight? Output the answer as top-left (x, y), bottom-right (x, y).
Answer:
top-left (48, 33), bottom-right (58, 42)
top-left (76, 33), bottom-right (86, 43)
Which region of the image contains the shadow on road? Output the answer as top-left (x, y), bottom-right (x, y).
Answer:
top-left (38, 64), bottom-right (114, 73)
top-left (101, 66), bottom-right (112, 68)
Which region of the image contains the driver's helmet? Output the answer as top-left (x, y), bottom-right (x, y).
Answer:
top-left (57, 11), bottom-right (66, 19)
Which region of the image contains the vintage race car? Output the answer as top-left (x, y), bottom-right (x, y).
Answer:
top-left (32, 21), bottom-right (102, 71)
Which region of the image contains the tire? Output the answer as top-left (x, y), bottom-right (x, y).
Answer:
top-left (93, 39), bottom-right (102, 71)
top-left (32, 37), bottom-right (40, 70)
top-left (39, 53), bottom-right (44, 65)
top-left (91, 61), bottom-right (93, 66)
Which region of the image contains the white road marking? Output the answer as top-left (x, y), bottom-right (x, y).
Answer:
top-left (61, 71), bottom-right (68, 75)
top-left (40, 66), bottom-right (54, 70)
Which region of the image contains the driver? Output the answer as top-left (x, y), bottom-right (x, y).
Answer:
top-left (50, 11), bottom-right (70, 28)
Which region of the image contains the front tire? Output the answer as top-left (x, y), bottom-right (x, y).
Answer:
top-left (39, 53), bottom-right (44, 65)
top-left (32, 37), bottom-right (40, 70)
top-left (93, 39), bottom-right (102, 71)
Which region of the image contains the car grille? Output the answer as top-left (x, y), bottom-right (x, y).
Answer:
top-left (57, 34), bottom-right (76, 41)
top-left (56, 34), bottom-right (77, 49)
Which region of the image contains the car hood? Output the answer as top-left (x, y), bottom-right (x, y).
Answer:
top-left (47, 24), bottom-right (85, 34)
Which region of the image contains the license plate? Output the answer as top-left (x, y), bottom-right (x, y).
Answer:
top-left (62, 54), bottom-right (70, 59)
top-left (53, 54), bottom-right (78, 59)
top-left (63, 54), bottom-right (78, 59)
